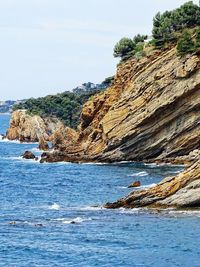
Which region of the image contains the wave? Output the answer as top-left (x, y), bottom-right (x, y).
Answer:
top-left (118, 183), bottom-right (157, 190)
top-left (0, 137), bottom-right (20, 144)
top-left (63, 217), bottom-right (92, 224)
top-left (117, 186), bottom-right (128, 189)
top-left (0, 136), bottom-right (38, 145)
top-left (129, 171), bottom-right (148, 177)
top-left (144, 162), bottom-right (184, 168)
top-left (49, 203), bottom-right (61, 210)
top-left (51, 216), bottom-right (92, 224)
top-left (166, 170), bottom-right (183, 174)
top-left (163, 209), bottom-right (200, 218)
top-left (5, 156), bottom-right (41, 163)
top-left (79, 205), bottom-right (105, 211)
top-left (138, 183), bottom-right (157, 189)
top-left (118, 207), bottom-right (142, 214)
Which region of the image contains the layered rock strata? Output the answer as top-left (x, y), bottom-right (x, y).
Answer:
top-left (39, 48), bottom-right (200, 164)
top-left (7, 47), bottom-right (200, 208)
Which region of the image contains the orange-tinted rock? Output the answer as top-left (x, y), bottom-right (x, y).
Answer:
top-left (128, 181), bottom-right (141, 188)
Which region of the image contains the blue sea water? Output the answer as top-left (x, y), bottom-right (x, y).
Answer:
top-left (0, 114), bottom-right (200, 267)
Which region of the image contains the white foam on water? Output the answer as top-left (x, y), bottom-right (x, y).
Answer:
top-left (144, 163), bottom-right (158, 168)
top-left (63, 217), bottom-right (92, 224)
top-left (0, 138), bottom-right (20, 144)
top-left (0, 137), bottom-right (38, 144)
top-left (144, 162), bottom-right (184, 168)
top-left (138, 183), bottom-right (157, 189)
top-left (129, 171), bottom-right (148, 177)
top-left (79, 205), bottom-right (106, 211)
top-left (166, 170), bottom-right (183, 174)
top-left (118, 207), bottom-right (141, 214)
top-left (49, 203), bottom-right (61, 210)
top-left (164, 209), bottom-right (200, 218)
top-left (6, 156), bottom-right (40, 164)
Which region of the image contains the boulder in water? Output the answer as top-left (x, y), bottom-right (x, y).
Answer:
top-left (22, 151), bottom-right (36, 160)
top-left (128, 181), bottom-right (141, 188)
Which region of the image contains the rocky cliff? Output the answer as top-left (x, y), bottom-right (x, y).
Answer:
top-left (6, 110), bottom-right (64, 148)
top-left (8, 46), bottom-right (200, 208)
top-left (40, 47), bottom-right (200, 165)
top-left (41, 47), bottom-right (200, 208)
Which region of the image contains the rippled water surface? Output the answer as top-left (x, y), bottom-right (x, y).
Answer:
top-left (0, 114), bottom-right (200, 267)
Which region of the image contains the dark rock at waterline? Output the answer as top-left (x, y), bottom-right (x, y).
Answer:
top-left (38, 138), bottom-right (49, 151)
top-left (128, 181), bottom-right (141, 188)
top-left (22, 151), bottom-right (36, 160)
top-left (0, 134), bottom-right (6, 140)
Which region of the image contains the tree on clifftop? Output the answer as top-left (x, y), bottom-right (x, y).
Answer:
top-left (113, 37), bottom-right (135, 59)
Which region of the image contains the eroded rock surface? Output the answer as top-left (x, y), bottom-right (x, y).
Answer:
top-left (6, 110), bottom-right (64, 143)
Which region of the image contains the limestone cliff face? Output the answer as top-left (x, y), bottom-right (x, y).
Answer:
top-left (40, 48), bottom-right (200, 164)
top-left (93, 49), bottom-right (200, 162)
top-left (6, 110), bottom-right (64, 144)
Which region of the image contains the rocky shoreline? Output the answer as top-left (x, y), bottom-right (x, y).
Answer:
top-left (5, 46), bottom-right (200, 209)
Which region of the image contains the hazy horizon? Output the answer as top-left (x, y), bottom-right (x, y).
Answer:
top-left (0, 0), bottom-right (197, 100)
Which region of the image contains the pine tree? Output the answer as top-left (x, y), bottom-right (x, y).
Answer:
top-left (177, 30), bottom-right (195, 55)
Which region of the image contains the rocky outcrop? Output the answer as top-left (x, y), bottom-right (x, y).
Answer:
top-left (105, 159), bottom-right (200, 208)
top-left (128, 181), bottom-right (141, 188)
top-left (22, 151), bottom-right (37, 160)
top-left (6, 110), bottom-right (64, 143)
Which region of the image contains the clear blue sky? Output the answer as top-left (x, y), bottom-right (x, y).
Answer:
top-left (0, 0), bottom-right (196, 100)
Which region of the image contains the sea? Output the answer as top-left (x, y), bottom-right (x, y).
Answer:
top-left (0, 114), bottom-right (200, 267)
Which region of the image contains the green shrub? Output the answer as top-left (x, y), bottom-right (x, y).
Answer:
top-left (152, 1), bottom-right (200, 48)
top-left (113, 38), bottom-right (135, 59)
top-left (195, 28), bottom-right (200, 47)
top-left (177, 30), bottom-right (195, 55)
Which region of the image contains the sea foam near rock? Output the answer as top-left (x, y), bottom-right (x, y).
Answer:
top-left (129, 171), bottom-right (148, 177)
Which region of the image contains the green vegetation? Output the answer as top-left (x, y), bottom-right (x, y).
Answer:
top-left (114, 1), bottom-right (200, 62)
top-left (177, 30), bottom-right (195, 55)
top-left (113, 34), bottom-right (147, 61)
top-left (152, 1), bottom-right (200, 48)
top-left (13, 79), bottom-right (113, 128)
top-left (177, 28), bottom-right (200, 55)
top-left (195, 28), bottom-right (200, 46)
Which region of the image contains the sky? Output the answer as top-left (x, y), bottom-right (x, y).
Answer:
top-left (0, 0), bottom-right (198, 100)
